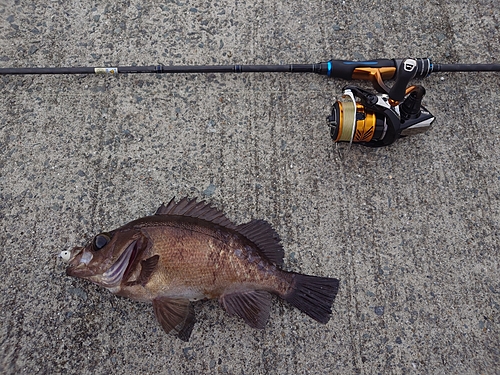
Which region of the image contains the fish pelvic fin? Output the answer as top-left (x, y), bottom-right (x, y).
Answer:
top-left (152, 297), bottom-right (196, 341)
top-left (236, 219), bottom-right (284, 267)
top-left (219, 290), bottom-right (272, 329)
top-left (283, 273), bottom-right (340, 324)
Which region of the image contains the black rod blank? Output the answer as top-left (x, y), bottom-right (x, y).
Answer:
top-left (0, 66), bottom-right (97, 75)
top-left (432, 63), bottom-right (500, 72)
top-left (0, 64), bottom-right (326, 75)
top-left (0, 59), bottom-right (499, 77)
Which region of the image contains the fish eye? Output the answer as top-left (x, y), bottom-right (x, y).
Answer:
top-left (93, 233), bottom-right (110, 251)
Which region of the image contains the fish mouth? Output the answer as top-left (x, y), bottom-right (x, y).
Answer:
top-left (65, 247), bottom-right (96, 279)
top-left (65, 247), bottom-right (85, 271)
top-left (99, 240), bottom-right (138, 288)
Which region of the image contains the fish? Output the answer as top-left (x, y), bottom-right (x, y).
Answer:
top-left (62, 197), bottom-right (340, 341)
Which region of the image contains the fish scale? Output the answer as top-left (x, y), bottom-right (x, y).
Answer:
top-left (146, 224), bottom-right (281, 297)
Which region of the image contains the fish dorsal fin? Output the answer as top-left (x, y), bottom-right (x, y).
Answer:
top-left (219, 290), bottom-right (272, 329)
top-left (237, 220), bottom-right (284, 267)
top-left (155, 197), bottom-right (236, 229)
top-left (156, 198), bottom-right (284, 266)
top-left (152, 297), bottom-right (196, 342)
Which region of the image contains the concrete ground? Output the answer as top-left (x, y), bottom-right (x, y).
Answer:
top-left (1, 0), bottom-right (499, 374)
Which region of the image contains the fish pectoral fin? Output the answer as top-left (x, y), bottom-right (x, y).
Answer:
top-left (219, 290), bottom-right (272, 329)
top-left (152, 297), bottom-right (196, 342)
top-left (138, 255), bottom-right (159, 286)
top-left (125, 255), bottom-right (159, 287)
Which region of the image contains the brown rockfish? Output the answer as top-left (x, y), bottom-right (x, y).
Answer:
top-left (62, 197), bottom-right (339, 341)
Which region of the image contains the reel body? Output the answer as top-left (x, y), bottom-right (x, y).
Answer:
top-left (328, 59), bottom-right (435, 147)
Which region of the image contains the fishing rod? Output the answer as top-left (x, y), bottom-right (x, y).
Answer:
top-left (1, 58), bottom-right (499, 147)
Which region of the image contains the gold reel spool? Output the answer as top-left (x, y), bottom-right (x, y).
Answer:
top-left (332, 90), bottom-right (377, 144)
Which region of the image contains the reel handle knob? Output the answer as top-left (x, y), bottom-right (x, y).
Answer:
top-left (388, 59), bottom-right (417, 103)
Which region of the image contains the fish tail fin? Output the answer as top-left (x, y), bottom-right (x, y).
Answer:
top-left (283, 272), bottom-right (340, 324)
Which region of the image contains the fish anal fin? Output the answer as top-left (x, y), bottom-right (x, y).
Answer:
top-left (219, 290), bottom-right (272, 329)
top-left (152, 297), bottom-right (196, 342)
top-left (236, 219), bottom-right (284, 267)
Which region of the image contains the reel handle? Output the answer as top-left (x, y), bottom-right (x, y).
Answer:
top-left (388, 59), bottom-right (417, 103)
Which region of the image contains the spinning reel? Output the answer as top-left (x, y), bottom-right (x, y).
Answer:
top-left (327, 59), bottom-right (435, 147)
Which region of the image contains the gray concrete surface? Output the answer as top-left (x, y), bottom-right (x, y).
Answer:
top-left (1, 0), bottom-right (499, 374)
